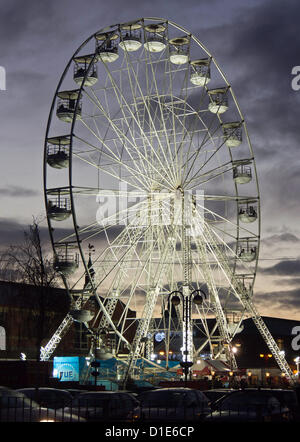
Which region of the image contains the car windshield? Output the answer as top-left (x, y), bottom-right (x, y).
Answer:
top-left (18, 389), bottom-right (72, 407)
top-left (0, 393), bottom-right (37, 409)
top-left (74, 394), bottom-right (112, 408)
top-left (139, 391), bottom-right (190, 407)
top-left (220, 392), bottom-right (280, 412)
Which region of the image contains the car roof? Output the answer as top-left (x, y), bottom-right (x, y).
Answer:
top-left (142, 387), bottom-right (194, 392)
top-left (1, 389), bottom-right (27, 398)
top-left (203, 389), bottom-right (235, 392)
top-left (78, 391), bottom-right (118, 395)
top-left (17, 387), bottom-right (71, 394)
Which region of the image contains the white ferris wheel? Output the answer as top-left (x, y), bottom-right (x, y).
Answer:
top-left (42, 18), bottom-right (294, 384)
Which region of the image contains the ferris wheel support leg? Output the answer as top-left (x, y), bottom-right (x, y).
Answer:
top-left (241, 294), bottom-right (294, 384)
top-left (194, 231), bottom-right (237, 368)
top-left (40, 293), bottom-right (88, 361)
top-left (121, 285), bottom-right (161, 388)
top-left (121, 233), bottom-right (175, 387)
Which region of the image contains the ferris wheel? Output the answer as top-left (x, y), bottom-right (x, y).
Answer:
top-left (42, 18), bottom-right (293, 383)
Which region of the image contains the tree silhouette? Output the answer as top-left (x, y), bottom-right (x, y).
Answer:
top-left (1, 218), bottom-right (60, 360)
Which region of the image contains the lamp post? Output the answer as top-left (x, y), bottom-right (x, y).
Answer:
top-left (294, 357), bottom-right (300, 378)
top-left (169, 288), bottom-right (206, 387)
top-left (91, 360), bottom-right (100, 387)
top-left (211, 370), bottom-right (215, 388)
top-left (247, 371), bottom-right (252, 386)
top-left (259, 353), bottom-right (273, 386)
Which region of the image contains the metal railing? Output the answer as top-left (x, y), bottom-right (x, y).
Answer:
top-left (1, 393), bottom-right (299, 423)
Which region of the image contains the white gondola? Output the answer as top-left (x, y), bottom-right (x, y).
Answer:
top-left (56, 90), bottom-right (82, 123)
top-left (46, 136), bottom-right (69, 169)
top-left (169, 37), bottom-right (190, 65)
top-left (223, 122), bottom-right (242, 147)
top-left (70, 309), bottom-right (94, 323)
top-left (47, 196), bottom-right (71, 221)
top-left (233, 165), bottom-right (252, 184)
top-left (95, 347), bottom-right (114, 360)
top-left (144, 23), bottom-right (167, 53)
top-left (73, 55), bottom-right (98, 86)
top-left (190, 59), bottom-right (210, 86)
top-left (119, 23), bottom-right (142, 52)
top-left (54, 251), bottom-right (79, 276)
top-left (208, 88), bottom-right (228, 114)
top-left (238, 245), bottom-right (257, 262)
top-left (96, 33), bottom-right (119, 63)
top-left (238, 205), bottom-right (257, 223)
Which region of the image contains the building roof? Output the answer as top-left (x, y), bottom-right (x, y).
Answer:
top-left (0, 280), bottom-right (70, 311)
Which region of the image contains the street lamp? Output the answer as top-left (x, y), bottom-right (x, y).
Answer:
top-left (169, 288), bottom-right (206, 387)
top-left (232, 346), bottom-right (238, 354)
top-left (211, 370), bottom-right (216, 388)
top-left (294, 356), bottom-right (300, 377)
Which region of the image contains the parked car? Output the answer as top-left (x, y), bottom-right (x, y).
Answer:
top-left (16, 387), bottom-right (73, 410)
top-left (254, 388), bottom-right (299, 421)
top-left (66, 388), bottom-right (86, 399)
top-left (137, 387), bottom-right (210, 422)
top-left (60, 391), bottom-right (140, 422)
top-left (202, 389), bottom-right (235, 403)
top-left (0, 386), bottom-right (84, 422)
top-left (205, 388), bottom-right (292, 422)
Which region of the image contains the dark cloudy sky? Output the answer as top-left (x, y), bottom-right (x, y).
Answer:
top-left (0, 0), bottom-right (300, 320)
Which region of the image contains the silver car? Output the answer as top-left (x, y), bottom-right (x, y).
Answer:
top-left (16, 387), bottom-right (73, 410)
top-left (0, 387), bottom-right (85, 422)
top-left (60, 391), bottom-right (140, 422)
top-left (204, 389), bottom-right (291, 422)
top-left (138, 387), bottom-right (210, 422)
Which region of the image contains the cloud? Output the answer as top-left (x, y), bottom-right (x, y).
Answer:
top-left (0, 218), bottom-right (74, 248)
top-left (261, 259), bottom-right (300, 276)
top-left (254, 288), bottom-right (300, 313)
top-left (0, 186), bottom-right (40, 198)
top-left (262, 233), bottom-right (300, 245)
top-left (287, 277), bottom-right (300, 287)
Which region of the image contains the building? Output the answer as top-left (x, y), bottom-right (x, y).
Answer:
top-left (152, 316), bottom-right (300, 382)
top-left (0, 280), bottom-right (136, 360)
top-left (0, 279), bottom-right (299, 383)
